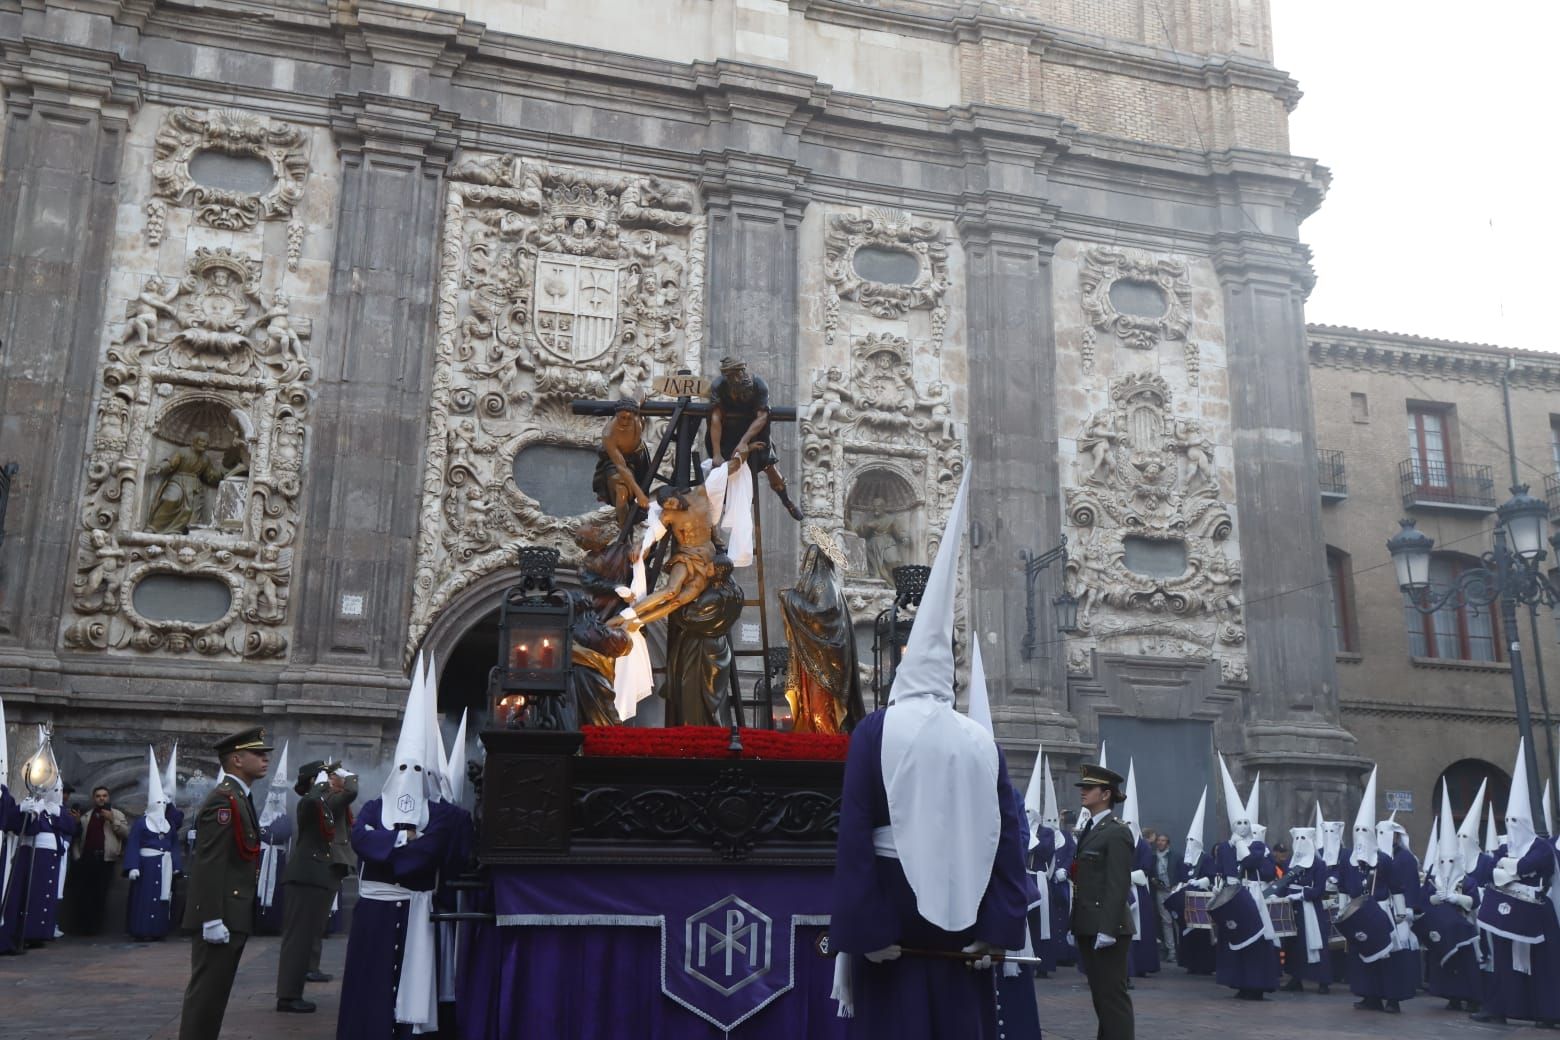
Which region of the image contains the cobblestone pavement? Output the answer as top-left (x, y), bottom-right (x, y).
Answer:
top-left (0, 938), bottom-right (1535, 1039)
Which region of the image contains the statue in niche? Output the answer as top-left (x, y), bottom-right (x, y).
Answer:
top-left (662, 552), bottom-right (744, 727)
top-left (1078, 411), bottom-right (1122, 485)
top-left (706, 356), bottom-right (804, 521)
top-left (146, 433), bottom-right (229, 534)
top-left (120, 277), bottom-right (179, 350)
top-left (592, 399), bottom-right (653, 532)
top-left (779, 527), bottom-right (866, 734)
top-left (852, 496), bottom-right (910, 583)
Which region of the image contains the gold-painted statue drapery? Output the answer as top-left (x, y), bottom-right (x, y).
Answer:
top-left (779, 532), bottom-right (866, 734)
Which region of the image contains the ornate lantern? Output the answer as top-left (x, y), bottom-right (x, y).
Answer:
top-left (23, 728), bottom-right (59, 799)
top-left (871, 564), bottom-right (930, 709)
top-left (1386, 518), bottom-right (1434, 594)
top-left (1498, 484), bottom-right (1550, 562)
top-left (491, 547), bottom-right (575, 731)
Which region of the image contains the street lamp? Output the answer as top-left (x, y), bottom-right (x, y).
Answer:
top-left (1388, 484), bottom-right (1560, 836)
top-left (1020, 538), bottom-right (1075, 660)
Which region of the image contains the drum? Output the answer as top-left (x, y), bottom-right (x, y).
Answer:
top-left (1335, 896), bottom-right (1392, 959)
top-left (1208, 884), bottom-right (1264, 948)
top-left (1265, 897), bottom-right (1297, 938)
top-left (1182, 890), bottom-right (1213, 930)
top-left (1324, 897), bottom-right (1346, 949)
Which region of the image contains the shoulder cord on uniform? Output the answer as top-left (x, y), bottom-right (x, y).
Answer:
top-left (226, 792), bottom-right (262, 862)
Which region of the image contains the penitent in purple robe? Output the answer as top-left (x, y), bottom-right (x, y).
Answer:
top-left (337, 797), bottom-right (472, 1040)
top-left (0, 786), bottom-right (20, 955)
top-left (1168, 853), bottom-right (1215, 974)
top-left (1024, 829), bottom-right (1055, 976)
top-left (828, 709), bottom-right (1029, 1040)
top-left (1128, 838), bottom-right (1160, 976)
top-left (1049, 829), bottom-right (1077, 966)
top-left (254, 814), bottom-right (292, 935)
top-left (1338, 850), bottom-right (1416, 1001)
top-left (1277, 861), bottom-right (1332, 984)
top-left (1210, 839), bottom-right (1280, 992)
top-left (123, 817), bottom-right (182, 940)
top-left (1415, 871), bottom-right (1480, 1003)
top-left (1478, 841), bottom-right (1560, 1022)
top-left (0, 804), bottom-right (77, 947)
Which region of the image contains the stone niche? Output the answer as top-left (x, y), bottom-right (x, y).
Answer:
top-left (60, 105), bottom-right (335, 660)
top-left (407, 155), bottom-right (707, 658)
top-left (1053, 240), bottom-right (1246, 685)
top-left (798, 205), bottom-right (967, 618)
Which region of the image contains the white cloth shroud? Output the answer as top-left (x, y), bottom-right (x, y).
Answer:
top-left (140, 847), bottom-right (174, 902)
top-left (701, 458), bottom-right (754, 567)
top-left (259, 844), bottom-right (283, 908)
top-left (359, 879), bottom-right (438, 1033)
top-left (612, 505), bottom-right (662, 720)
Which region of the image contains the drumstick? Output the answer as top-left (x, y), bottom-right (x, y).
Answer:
top-left (812, 934), bottom-right (1045, 968)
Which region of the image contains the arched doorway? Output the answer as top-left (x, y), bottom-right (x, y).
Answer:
top-left (1434, 757), bottom-right (1511, 830)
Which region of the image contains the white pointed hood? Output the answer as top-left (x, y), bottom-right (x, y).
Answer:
top-left (382, 653), bottom-right (435, 830)
top-left (1434, 781), bottom-right (1460, 894)
top-left (881, 468), bottom-right (999, 933)
top-left (1505, 737), bottom-right (1537, 859)
top-left (1042, 756), bottom-right (1061, 834)
top-left (1486, 803), bottom-right (1499, 854)
top-left (1422, 817), bottom-right (1439, 879)
top-left (1290, 826), bottom-right (1316, 870)
top-left (1184, 786), bottom-right (1207, 866)
top-left (424, 654), bottom-right (451, 804)
top-left (965, 639), bottom-right (994, 735)
top-left (1457, 778), bottom-right (1488, 874)
top-left (1545, 780), bottom-right (1554, 837)
top-left (1377, 809), bottom-right (1408, 862)
top-left (1098, 741), bottom-right (1107, 773)
top-left (140, 746), bottom-right (168, 834)
top-left (1217, 754), bottom-right (1251, 842)
top-left (446, 709), bottom-right (469, 810)
top-left (1121, 760), bottom-right (1141, 844)
top-left (0, 694), bottom-right (9, 791)
top-left (259, 740), bottom-right (291, 829)
top-left (1023, 748), bottom-right (1045, 849)
top-left (163, 742), bottom-right (179, 809)
top-left (1244, 771), bottom-right (1261, 837)
top-left (1351, 765), bottom-right (1379, 867)
top-left (1321, 819), bottom-right (1345, 866)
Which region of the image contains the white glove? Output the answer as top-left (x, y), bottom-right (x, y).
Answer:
top-left (1325, 876), bottom-right (1339, 893)
top-left (1130, 870), bottom-right (1148, 887)
top-left (127, 868), bottom-right (141, 881)
top-left (394, 829), bottom-right (410, 848)
top-left (1429, 892), bottom-right (1444, 905)
top-left (1190, 877), bottom-right (1211, 891)
top-left (1451, 893), bottom-right (1474, 911)
top-left (961, 940), bottom-right (996, 970)
top-left (865, 945), bottom-right (901, 964)
top-left (1287, 890), bottom-right (1304, 901)
top-left (1094, 933), bottom-right (1116, 950)
top-left (314, 770), bottom-right (329, 786)
top-left (1498, 856), bottom-right (1520, 874)
top-left (1053, 868), bottom-right (1069, 883)
top-left (1234, 840), bottom-right (1252, 861)
top-left (202, 920), bottom-right (231, 944)
top-left (333, 767), bottom-right (353, 779)
top-left (1493, 866), bottom-right (1514, 887)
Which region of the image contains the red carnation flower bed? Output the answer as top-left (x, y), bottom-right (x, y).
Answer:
top-left (581, 725), bottom-right (850, 761)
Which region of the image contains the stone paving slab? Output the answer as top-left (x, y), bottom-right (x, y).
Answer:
top-left (0, 937), bottom-right (1537, 1039)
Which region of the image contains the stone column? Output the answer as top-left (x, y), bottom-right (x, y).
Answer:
top-left (0, 42), bottom-right (140, 667)
top-left (279, 95), bottom-right (457, 715)
top-left (955, 109), bottom-right (1078, 771)
top-left (1212, 157), bottom-right (1366, 823)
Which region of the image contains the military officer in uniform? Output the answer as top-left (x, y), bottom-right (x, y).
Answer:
top-left (1071, 763), bottom-right (1136, 1040)
top-left (178, 726), bottom-right (271, 1040)
top-left (276, 760), bottom-right (346, 1013)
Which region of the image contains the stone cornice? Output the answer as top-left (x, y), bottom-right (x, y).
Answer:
top-left (0, 37), bottom-right (145, 119)
top-left (1307, 326), bottom-right (1560, 388)
top-left (330, 92), bottom-right (460, 165)
top-left (1340, 696), bottom-right (1525, 725)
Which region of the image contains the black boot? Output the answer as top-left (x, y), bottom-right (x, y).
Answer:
top-left (1445, 999), bottom-right (1463, 1011)
top-left (1383, 999), bottom-right (1400, 1014)
top-left (1354, 997), bottom-right (1383, 1011)
top-left (1470, 1011), bottom-right (1506, 1024)
top-left (1282, 977), bottom-right (1303, 993)
top-left (774, 483), bottom-right (804, 521)
top-left (1318, 983), bottom-right (1330, 995)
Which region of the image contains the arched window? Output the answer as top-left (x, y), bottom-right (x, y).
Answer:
top-left (1327, 547), bottom-right (1358, 653)
top-left (1403, 553), bottom-right (1501, 662)
top-left (1434, 758), bottom-right (1511, 831)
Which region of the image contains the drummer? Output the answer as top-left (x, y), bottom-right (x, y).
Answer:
top-left (1338, 766), bottom-right (1415, 1014)
top-left (1419, 781), bottom-right (1482, 1014)
top-left (1276, 826), bottom-right (1332, 994)
top-left (1168, 788), bottom-right (1216, 976)
top-left (1210, 756), bottom-right (1280, 1001)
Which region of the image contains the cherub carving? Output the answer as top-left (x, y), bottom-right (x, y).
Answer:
top-left (920, 380), bottom-right (956, 445)
top-left (243, 545), bottom-right (292, 622)
top-left (1077, 412), bottom-right (1120, 484)
top-left (249, 291), bottom-right (307, 364)
top-left (1174, 417), bottom-right (1217, 494)
top-left (119, 277), bottom-right (179, 350)
top-left (74, 529), bottom-right (126, 612)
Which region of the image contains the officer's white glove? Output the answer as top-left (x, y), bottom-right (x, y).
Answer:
top-left (1451, 893), bottom-right (1474, 911)
top-left (333, 767), bottom-right (354, 779)
top-left (127, 868), bottom-right (141, 881)
top-left (865, 944), bottom-right (901, 964)
top-left (961, 940), bottom-right (997, 970)
top-left (1493, 866), bottom-right (1515, 888)
top-left (1094, 933), bottom-right (1117, 950)
top-left (1429, 892), bottom-right (1444, 905)
top-left (202, 920), bottom-right (231, 944)
top-left (1053, 868), bottom-right (1069, 884)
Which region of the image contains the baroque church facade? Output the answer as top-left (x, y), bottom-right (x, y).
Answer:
top-left (0, 0), bottom-right (1356, 832)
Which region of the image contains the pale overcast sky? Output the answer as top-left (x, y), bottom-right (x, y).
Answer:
top-left (1269, 1), bottom-right (1559, 351)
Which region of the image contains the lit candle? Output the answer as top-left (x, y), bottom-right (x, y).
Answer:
top-left (512, 643), bottom-right (530, 669)
top-left (541, 638), bottom-right (555, 669)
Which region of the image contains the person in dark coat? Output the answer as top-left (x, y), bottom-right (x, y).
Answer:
top-left (125, 747), bottom-right (181, 941)
top-left (276, 761), bottom-right (346, 1014)
top-left (1277, 826), bottom-right (1332, 992)
top-left (1070, 763), bottom-right (1136, 1040)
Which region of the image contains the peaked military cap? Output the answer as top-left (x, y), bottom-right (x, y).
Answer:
top-left (214, 726), bottom-right (273, 757)
top-left (295, 759), bottom-right (328, 795)
top-left (1074, 763), bottom-right (1125, 789)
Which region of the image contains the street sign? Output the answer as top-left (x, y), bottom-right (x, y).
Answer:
top-left (652, 374), bottom-right (709, 398)
top-left (1384, 789), bottom-right (1413, 812)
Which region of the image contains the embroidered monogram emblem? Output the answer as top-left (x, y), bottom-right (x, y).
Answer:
top-left (397, 794), bottom-right (415, 813)
top-left (684, 895), bottom-right (773, 996)
top-left (1224, 920), bottom-right (1237, 930)
top-left (1498, 901), bottom-right (1512, 915)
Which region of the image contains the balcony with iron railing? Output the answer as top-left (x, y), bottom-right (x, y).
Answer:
top-left (1546, 473), bottom-right (1560, 518)
top-left (1318, 449), bottom-right (1347, 501)
top-left (1399, 458), bottom-right (1496, 513)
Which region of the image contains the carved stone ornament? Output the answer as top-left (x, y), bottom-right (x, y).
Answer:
top-left (823, 208), bottom-right (949, 347)
top-left (408, 156), bottom-right (706, 659)
top-left (1062, 373), bottom-right (1244, 676)
top-left (1079, 246), bottom-right (1193, 355)
top-left (150, 107), bottom-right (309, 231)
top-left (800, 331), bottom-right (964, 617)
top-left (62, 247), bottom-right (311, 660)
